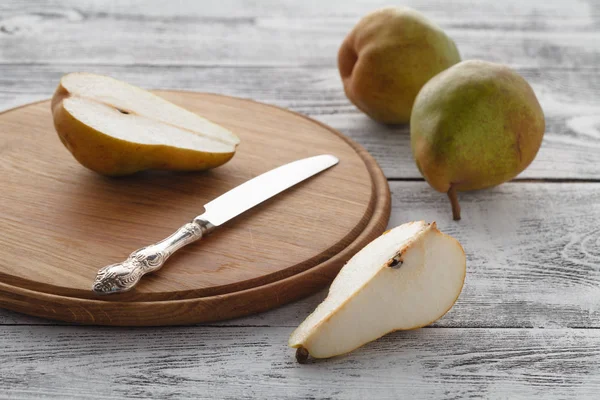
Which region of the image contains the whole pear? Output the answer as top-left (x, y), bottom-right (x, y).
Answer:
top-left (338, 6), bottom-right (461, 124)
top-left (410, 60), bottom-right (545, 220)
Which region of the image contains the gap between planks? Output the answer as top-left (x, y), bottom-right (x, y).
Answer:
top-left (1, 62), bottom-right (600, 72)
top-left (387, 178), bottom-right (600, 183)
top-left (3, 323), bottom-right (600, 330)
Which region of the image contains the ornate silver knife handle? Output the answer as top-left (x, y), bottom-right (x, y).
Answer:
top-left (92, 217), bottom-right (214, 295)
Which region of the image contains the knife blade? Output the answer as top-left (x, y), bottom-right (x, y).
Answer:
top-left (92, 154), bottom-right (339, 294)
top-left (202, 154), bottom-right (338, 226)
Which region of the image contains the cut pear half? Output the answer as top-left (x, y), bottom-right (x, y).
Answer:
top-left (289, 221), bottom-right (466, 361)
top-left (51, 72), bottom-right (240, 176)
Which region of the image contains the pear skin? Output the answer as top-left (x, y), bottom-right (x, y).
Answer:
top-left (410, 60), bottom-right (545, 220)
top-left (338, 6), bottom-right (461, 124)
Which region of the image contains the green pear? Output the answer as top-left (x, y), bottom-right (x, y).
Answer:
top-left (338, 6), bottom-right (461, 124)
top-left (410, 60), bottom-right (545, 220)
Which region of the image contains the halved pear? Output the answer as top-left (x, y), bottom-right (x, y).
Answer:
top-left (51, 72), bottom-right (240, 176)
top-left (289, 221), bottom-right (466, 362)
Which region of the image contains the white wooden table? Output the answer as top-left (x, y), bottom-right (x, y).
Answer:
top-left (2, 1), bottom-right (600, 398)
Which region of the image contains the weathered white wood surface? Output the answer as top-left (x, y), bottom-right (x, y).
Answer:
top-left (1, 0), bottom-right (599, 68)
top-left (2, 0), bottom-right (600, 398)
top-left (3, 326), bottom-right (600, 399)
top-left (0, 65), bottom-right (599, 179)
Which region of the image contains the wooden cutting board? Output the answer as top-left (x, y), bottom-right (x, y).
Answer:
top-left (0, 91), bottom-right (390, 326)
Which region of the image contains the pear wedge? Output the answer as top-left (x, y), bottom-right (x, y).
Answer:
top-left (51, 72), bottom-right (240, 176)
top-left (289, 221), bottom-right (466, 362)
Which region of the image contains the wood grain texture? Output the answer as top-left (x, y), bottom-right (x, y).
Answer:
top-left (0, 91), bottom-right (391, 325)
top-left (388, 181), bottom-right (600, 329)
top-left (2, 0), bottom-right (596, 19)
top-left (2, 181), bottom-right (599, 329)
top-left (2, 0), bottom-right (600, 397)
top-left (0, 65), bottom-right (599, 180)
top-left (1, 0), bottom-right (599, 68)
top-left (0, 159), bottom-right (389, 327)
top-left (2, 325), bottom-right (600, 399)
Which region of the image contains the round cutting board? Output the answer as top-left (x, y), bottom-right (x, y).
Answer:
top-left (0, 91), bottom-right (390, 326)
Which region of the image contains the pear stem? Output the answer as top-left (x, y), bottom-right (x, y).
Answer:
top-left (447, 184), bottom-right (461, 221)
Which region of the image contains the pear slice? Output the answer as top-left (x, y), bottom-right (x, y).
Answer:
top-left (289, 221), bottom-right (466, 362)
top-left (51, 72), bottom-right (240, 176)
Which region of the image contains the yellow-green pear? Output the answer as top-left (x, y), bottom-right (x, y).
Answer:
top-left (51, 73), bottom-right (240, 176)
top-left (410, 60), bottom-right (545, 220)
top-left (338, 6), bottom-right (461, 124)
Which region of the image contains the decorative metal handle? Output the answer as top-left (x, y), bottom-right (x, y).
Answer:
top-left (92, 217), bottom-right (215, 295)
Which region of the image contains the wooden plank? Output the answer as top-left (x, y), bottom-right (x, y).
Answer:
top-left (2, 182), bottom-right (600, 328)
top-left (0, 1), bottom-right (598, 68)
top-left (2, 0), bottom-right (596, 20)
top-left (387, 182), bottom-right (600, 329)
top-left (2, 325), bottom-right (600, 399)
top-left (1, 65), bottom-right (599, 180)
top-left (1, 1), bottom-right (597, 398)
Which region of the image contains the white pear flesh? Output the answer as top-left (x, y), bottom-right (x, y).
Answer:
top-left (289, 221), bottom-right (466, 360)
top-left (51, 72), bottom-right (240, 176)
top-left (62, 97), bottom-right (237, 152)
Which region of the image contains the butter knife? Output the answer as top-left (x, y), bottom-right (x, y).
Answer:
top-left (92, 154), bottom-right (339, 295)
